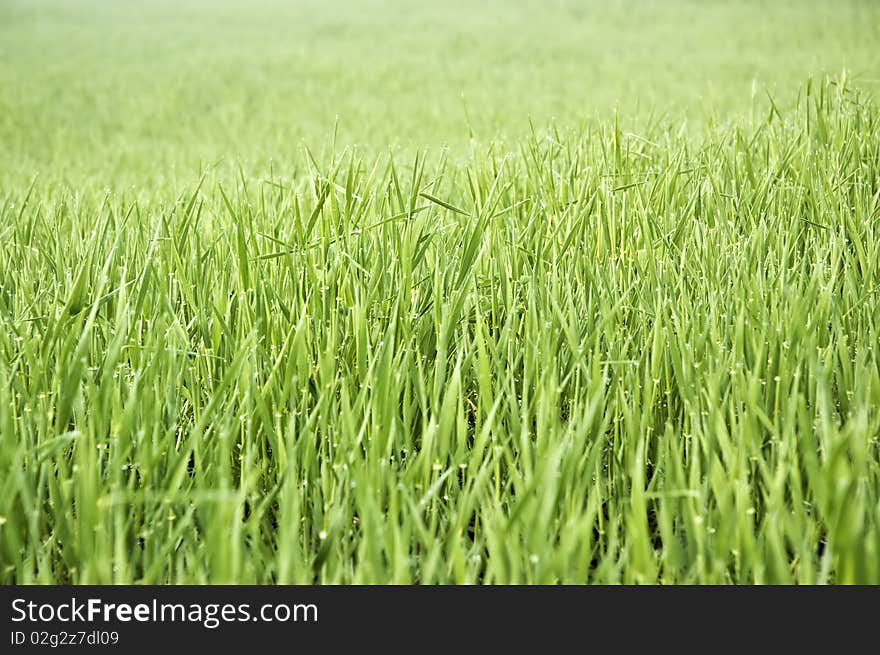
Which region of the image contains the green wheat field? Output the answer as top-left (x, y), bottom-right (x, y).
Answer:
top-left (2, 0), bottom-right (880, 584)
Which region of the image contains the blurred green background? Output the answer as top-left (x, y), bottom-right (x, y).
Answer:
top-left (2, 0), bottom-right (879, 187)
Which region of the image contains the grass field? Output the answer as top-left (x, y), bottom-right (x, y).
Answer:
top-left (1, 1), bottom-right (879, 583)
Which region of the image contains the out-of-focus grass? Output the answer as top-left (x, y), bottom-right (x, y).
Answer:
top-left (1, 0), bottom-right (878, 187)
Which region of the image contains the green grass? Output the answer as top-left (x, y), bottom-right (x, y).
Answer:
top-left (1, 1), bottom-right (879, 583)
top-left (3, 0), bottom-right (879, 188)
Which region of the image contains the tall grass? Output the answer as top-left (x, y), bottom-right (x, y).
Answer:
top-left (3, 0), bottom-right (880, 189)
top-left (1, 77), bottom-right (879, 583)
